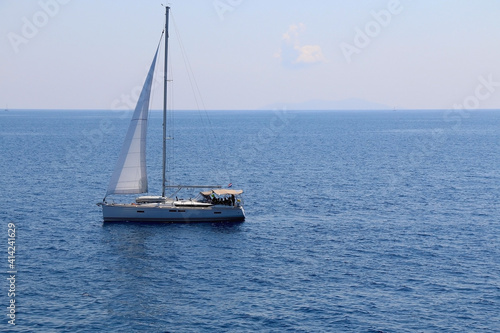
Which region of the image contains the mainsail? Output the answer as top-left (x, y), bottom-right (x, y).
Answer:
top-left (106, 47), bottom-right (160, 196)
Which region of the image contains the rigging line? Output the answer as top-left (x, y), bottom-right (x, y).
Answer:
top-left (171, 13), bottom-right (211, 118)
top-left (166, 41), bottom-right (175, 183)
top-left (146, 30), bottom-right (165, 194)
top-left (171, 14), bottom-right (198, 106)
top-left (150, 30), bottom-right (164, 111)
top-left (170, 12), bottom-right (232, 185)
top-left (171, 12), bottom-right (205, 112)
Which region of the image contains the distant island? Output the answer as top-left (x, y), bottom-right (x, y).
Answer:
top-left (262, 98), bottom-right (392, 111)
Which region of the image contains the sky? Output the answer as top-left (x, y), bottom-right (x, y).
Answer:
top-left (2, 0), bottom-right (500, 110)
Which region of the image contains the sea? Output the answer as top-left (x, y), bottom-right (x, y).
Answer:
top-left (1, 109), bottom-right (499, 332)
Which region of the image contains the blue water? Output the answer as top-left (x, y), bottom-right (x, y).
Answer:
top-left (1, 109), bottom-right (499, 332)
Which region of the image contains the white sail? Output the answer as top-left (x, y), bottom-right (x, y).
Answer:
top-left (106, 48), bottom-right (159, 196)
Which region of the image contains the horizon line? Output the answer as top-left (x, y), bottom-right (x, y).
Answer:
top-left (3, 108), bottom-right (500, 112)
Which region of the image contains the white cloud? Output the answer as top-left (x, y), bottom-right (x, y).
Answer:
top-left (295, 45), bottom-right (325, 64)
top-left (276, 23), bottom-right (325, 66)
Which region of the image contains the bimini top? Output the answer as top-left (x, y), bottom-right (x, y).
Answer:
top-left (200, 189), bottom-right (243, 196)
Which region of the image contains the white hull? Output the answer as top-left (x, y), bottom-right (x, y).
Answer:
top-left (102, 202), bottom-right (245, 223)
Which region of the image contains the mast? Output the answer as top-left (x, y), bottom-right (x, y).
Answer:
top-left (162, 6), bottom-right (170, 197)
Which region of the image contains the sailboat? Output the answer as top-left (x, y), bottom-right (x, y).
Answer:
top-left (99, 6), bottom-right (245, 223)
